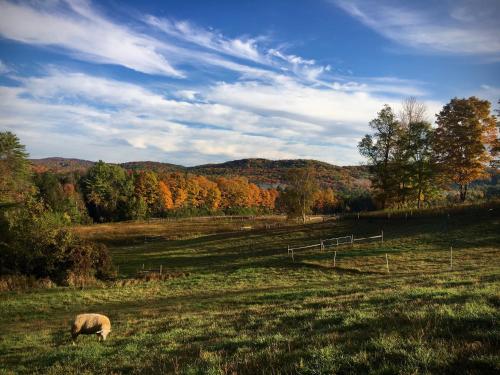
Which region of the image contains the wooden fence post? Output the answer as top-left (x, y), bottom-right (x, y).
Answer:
top-left (381, 230), bottom-right (384, 243)
top-left (333, 251), bottom-right (337, 268)
top-left (291, 249), bottom-right (294, 262)
top-left (385, 254), bottom-right (389, 273)
top-left (159, 265), bottom-right (162, 275)
top-left (287, 245), bottom-right (290, 256)
top-left (320, 240), bottom-right (324, 252)
top-left (351, 234), bottom-right (354, 247)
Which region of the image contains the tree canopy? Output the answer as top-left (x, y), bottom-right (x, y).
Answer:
top-left (434, 97), bottom-right (498, 201)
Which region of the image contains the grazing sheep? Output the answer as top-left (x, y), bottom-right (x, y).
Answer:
top-left (71, 313), bottom-right (111, 343)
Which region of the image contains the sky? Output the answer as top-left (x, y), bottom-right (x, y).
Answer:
top-left (0, 0), bottom-right (499, 166)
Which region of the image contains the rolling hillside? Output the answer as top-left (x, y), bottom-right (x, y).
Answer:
top-left (31, 157), bottom-right (372, 192)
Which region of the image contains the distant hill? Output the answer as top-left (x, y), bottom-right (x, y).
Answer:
top-left (192, 159), bottom-right (371, 192)
top-left (30, 157), bottom-right (371, 192)
top-left (121, 161), bottom-right (185, 174)
top-left (31, 157), bottom-right (95, 173)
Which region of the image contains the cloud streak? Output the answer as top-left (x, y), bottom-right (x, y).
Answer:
top-left (334, 0), bottom-right (500, 58)
top-left (0, 0), bottom-right (183, 77)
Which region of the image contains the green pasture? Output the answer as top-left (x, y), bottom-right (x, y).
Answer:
top-left (0, 208), bottom-right (498, 374)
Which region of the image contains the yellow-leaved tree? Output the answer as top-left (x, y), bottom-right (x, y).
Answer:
top-left (433, 97), bottom-right (498, 202)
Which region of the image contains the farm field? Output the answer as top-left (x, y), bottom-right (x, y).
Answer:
top-left (0, 207), bottom-right (499, 374)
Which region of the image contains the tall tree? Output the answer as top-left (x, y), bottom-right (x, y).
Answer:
top-left (358, 105), bottom-right (401, 208)
top-left (395, 97), bottom-right (429, 206)
top-left (433, 97), bottom-right (497, 202)
top-left (134, 171), bottom-right (160, 217)
top-left (492, 100), bottom-right (500, 170)
top-left (402, 121), bottom-right (436, 208)
top-left (0, 131), bottom-right (32, 204)
top-left (281, 167), bottom-right (318, 223)
top-left (399, 96), bottom-right (427, 127)
top-left (81, 161), bottom-right (134, 221)
top-left (158, 181), bottom-right (174, 211)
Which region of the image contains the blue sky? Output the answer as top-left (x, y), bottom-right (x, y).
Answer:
top-left (0, 0), bottom-right (499, 166)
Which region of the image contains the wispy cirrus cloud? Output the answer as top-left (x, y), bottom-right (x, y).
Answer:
top-left (333, 0), bottom-right (500, 59)
top-left (145, 16), bottom-right (264, 63)
top-left (0, 0), bottom-right (183, 77)
top-left (0, 0), bottom-right (332, 82)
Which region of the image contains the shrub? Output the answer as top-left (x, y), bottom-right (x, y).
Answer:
top-left (0, 275), bottom-right (55, 291)
top-left (0, 197), bottom-right (114, 284)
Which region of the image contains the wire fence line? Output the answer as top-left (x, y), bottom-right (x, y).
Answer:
top-left (287, 231), bottom-right (384, 261)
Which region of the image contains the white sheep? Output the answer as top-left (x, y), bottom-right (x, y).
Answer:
top-left (71, 313), bottom-right (111, 343)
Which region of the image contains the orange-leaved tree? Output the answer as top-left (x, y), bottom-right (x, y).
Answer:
top-left (158, 180), bottom-right (174, 210)
top-left (433, 97), bottom-right (497, 202)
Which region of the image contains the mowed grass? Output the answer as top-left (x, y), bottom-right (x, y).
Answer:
top-left (0, 208), bottom-right (499, 374)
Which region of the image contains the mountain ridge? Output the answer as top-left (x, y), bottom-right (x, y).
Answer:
top-left (31, 157), bottom-right (371, 192)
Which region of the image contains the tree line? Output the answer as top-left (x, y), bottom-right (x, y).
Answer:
top-left (359, 97), bottom-right (498, 209)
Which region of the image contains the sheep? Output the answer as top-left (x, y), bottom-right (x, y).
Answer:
top-left (71, 313), bottom-right (111, 343)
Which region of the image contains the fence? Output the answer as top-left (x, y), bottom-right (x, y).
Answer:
top-left (287, 231), bottom-right (383, 261)
top-left (136, 263), bottom-right (163, 276)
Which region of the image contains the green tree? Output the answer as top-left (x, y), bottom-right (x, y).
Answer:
top-left (34, 172), bottom-right (65, 211)
top-left (134, 171), bottom-right (160, 218)
top-left (358, 105), bottom-right (401, 208)
top-left (81, 161), bottom-right (134, 221)
top-left (281, 167), bottom-right (318, 223)
top-left (0, 131), bottom-right (32, 204)
top-left (398, 121), bottom-right (436, 208)
top-left (433, 97), bottom-right (498, 202)
top-left (1, 196), bottom-right (113, 282)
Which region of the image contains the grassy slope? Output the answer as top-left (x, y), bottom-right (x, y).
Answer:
top-left (0, 209), bottom-right (499, 374)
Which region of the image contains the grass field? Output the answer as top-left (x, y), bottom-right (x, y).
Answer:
top-left (0, 207), bottom-right (499, 374)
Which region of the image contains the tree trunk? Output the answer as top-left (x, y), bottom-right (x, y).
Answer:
top-left (302, 195), bottom-right (306, 224)
top-left (417, 187), bottom-right (422, 209)
top-left (459, 184), bottom-right (468, 202)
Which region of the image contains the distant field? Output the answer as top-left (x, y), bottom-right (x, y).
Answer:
top-left (1, 207), bottom-right (499, 374)
top-left (71, 215), bottom-right (290, 245)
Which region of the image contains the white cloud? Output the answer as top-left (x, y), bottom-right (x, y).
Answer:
top-left (1, 68), bottom-right (444, 166)
top-left (0, 60), bottom-right (10, 74)
top-left (0, 0), bottom-right (183, 77)
top-left (146, 14), bottom-right (334, 83)
top-left (146, 17), bottom-right (263, 63)
top-left (208, 78), bottom-right (441, 128)
top-left (333, 0), bottom-right (500, 58)
top-left (475, 85), bottom-right (500, 108)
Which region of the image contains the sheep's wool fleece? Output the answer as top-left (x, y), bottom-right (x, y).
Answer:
top-left (72, 313), bottom-right (111, 334)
